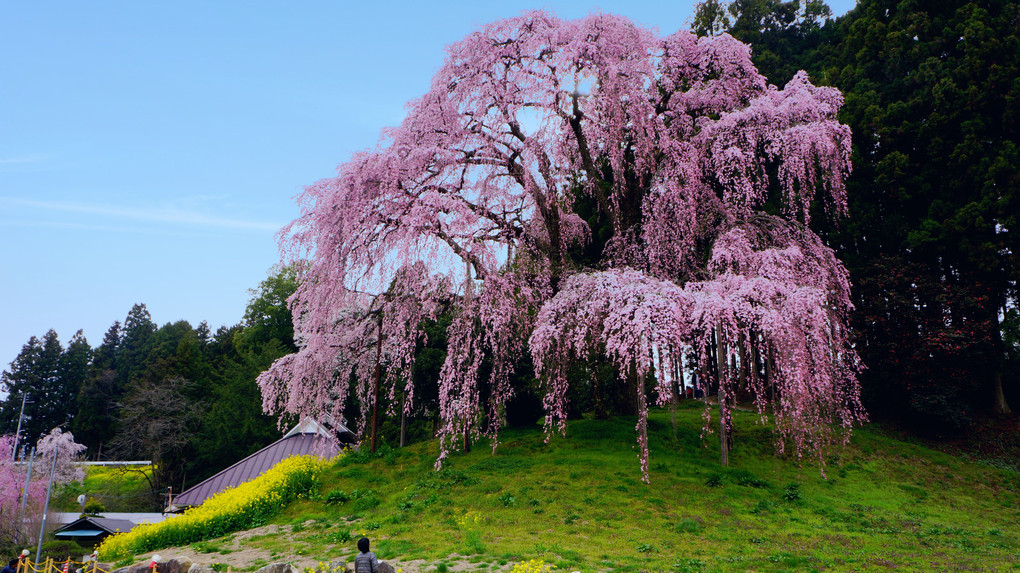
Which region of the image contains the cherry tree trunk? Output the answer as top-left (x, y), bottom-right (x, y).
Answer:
top-left (716, 325), bottom-right (730, 466)
top-left (993, 372), bottom-right (1012, 416)
top-left (370, 314), bottom-right (383, 454)
top-left (399, 389), bottom-right (407, 448)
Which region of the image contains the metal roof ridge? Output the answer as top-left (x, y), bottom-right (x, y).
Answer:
top-left (169, 425), bottom-right (339, 510)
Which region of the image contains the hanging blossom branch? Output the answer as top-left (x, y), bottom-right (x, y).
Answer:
top-left (258, 263), bottom-right (451, 439)
top-left (260, 10), bottom-right (864, 478)
top-left (435, 268), bottom-right (550, 468)
top-left (531, 217), bottom-right (865, 480)
top-left (530, 269), bottom-right (693, 478)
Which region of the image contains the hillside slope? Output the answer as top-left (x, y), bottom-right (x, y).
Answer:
top-left (120, 404), bottom-right (1020, 572)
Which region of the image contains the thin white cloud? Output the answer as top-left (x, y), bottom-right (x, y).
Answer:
top-left (0, 197), bottom-right (284, 232)
top-left (0, 218), bottom-right (191, 236)
top-left (0, 155), bottom-right (46, 165)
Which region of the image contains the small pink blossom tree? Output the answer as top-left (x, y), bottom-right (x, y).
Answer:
top-left (1, 434), bottom-right (44, 550)
top-left (258, 11), bottom-right (865, 477)
top-left (1, 429), bottom-right (86, 551)
top-left (36, 427), bottom-right (87, 484)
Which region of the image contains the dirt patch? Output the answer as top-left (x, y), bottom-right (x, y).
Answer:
top-left (125, 525), bottom-right (515, 573)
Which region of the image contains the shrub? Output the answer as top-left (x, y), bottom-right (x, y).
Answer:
top-left (674, 517), bottom-right (704, 534)
top-left (40, 539), bottom-right (87, 560)
top-left (751, 499), bottom-right (777, 514)
top-left (329, 529), bottom-right (353, 544)
top-left (782, 482), bottom-right (802, 503)
top-left (324, 489), bottom-right (350, 505)
top-left (83, 498), bottom-right (105, 515)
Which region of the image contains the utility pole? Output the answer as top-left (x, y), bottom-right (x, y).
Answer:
top-left (35, 450), bottom-right (58, 564)
top-left (13, 393), bottom-right (30, 459)
top-left (20, 448), bottom-right (35, 514)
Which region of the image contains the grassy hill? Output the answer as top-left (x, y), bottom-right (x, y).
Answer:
top-left (107, 403), bottom-right (1020, 572)
top-left (54, 465), bottom-right (158, 513)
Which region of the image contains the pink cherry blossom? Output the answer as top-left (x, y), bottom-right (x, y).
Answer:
top-left (259, 11), bottom-right (864, 478)
top-left (1, 429), bottom-right (86, 546)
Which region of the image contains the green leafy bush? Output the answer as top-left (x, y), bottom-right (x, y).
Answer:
top-left (83, 498), bottom-right (106, 515)
top-left (40, 539), bottom-right (87, 560)
top-left (674, 517), bottom-right (704, 534)
top-left (782, 482), bottom-right (802, 503)
top-left (324, 489), bottom-right (350, 505)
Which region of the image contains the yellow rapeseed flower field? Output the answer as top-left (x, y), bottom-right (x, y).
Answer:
top-left (98, 455), bottom-right (326, 561)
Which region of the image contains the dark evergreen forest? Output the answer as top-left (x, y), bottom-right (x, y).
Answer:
top-left (0, 267), bottom-right (300, 499)
top-left (2, 0), bottom-right (1018, 503)
top-left (693, 0), bottom-right (1019, 432)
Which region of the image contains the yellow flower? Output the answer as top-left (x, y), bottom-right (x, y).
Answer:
top-left (97, 455), bottom-right (326, 560)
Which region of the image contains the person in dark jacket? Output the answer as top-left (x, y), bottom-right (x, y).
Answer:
top-left (354, 538), bottom-right (379, 573)
top-left (2, 558), bottom-right (19, 573)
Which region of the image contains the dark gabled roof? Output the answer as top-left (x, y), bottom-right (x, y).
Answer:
top-left (54, 517), bottom-right (136, 538)
top-left (169, 420), bottom-right (342, 509)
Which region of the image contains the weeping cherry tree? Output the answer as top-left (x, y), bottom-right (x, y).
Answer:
top-left (258, 10), bottom-right (865, 478)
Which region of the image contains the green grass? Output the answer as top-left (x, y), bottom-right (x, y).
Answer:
top-left (53, 464), bottom-right (158, 512)
top-left (103, 404), bottom-right (1020, 571)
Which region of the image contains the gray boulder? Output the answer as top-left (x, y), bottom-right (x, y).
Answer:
top-left (253, 563), bottom-right (299, 573)
top-left (159, 560), bottom-right (191, 573)
top-left (111, 558), bottom-right (192, 573)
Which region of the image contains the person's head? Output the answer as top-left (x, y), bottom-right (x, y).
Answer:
top-left (9, 560), bottom-right (18, 569)
top-left (357, 537), bottom-right (370, 553)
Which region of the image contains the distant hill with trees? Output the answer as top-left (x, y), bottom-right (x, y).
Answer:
top-left (0, 266), bottom-right (299, 505)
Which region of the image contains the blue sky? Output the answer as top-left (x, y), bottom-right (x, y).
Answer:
top-left (0, 0), bottom-right (857, 372)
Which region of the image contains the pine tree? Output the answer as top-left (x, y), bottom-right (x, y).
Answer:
top-left (74, 321), bottom-right (121, 456)
top-left (0, 330), bottom-right (66, 446)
